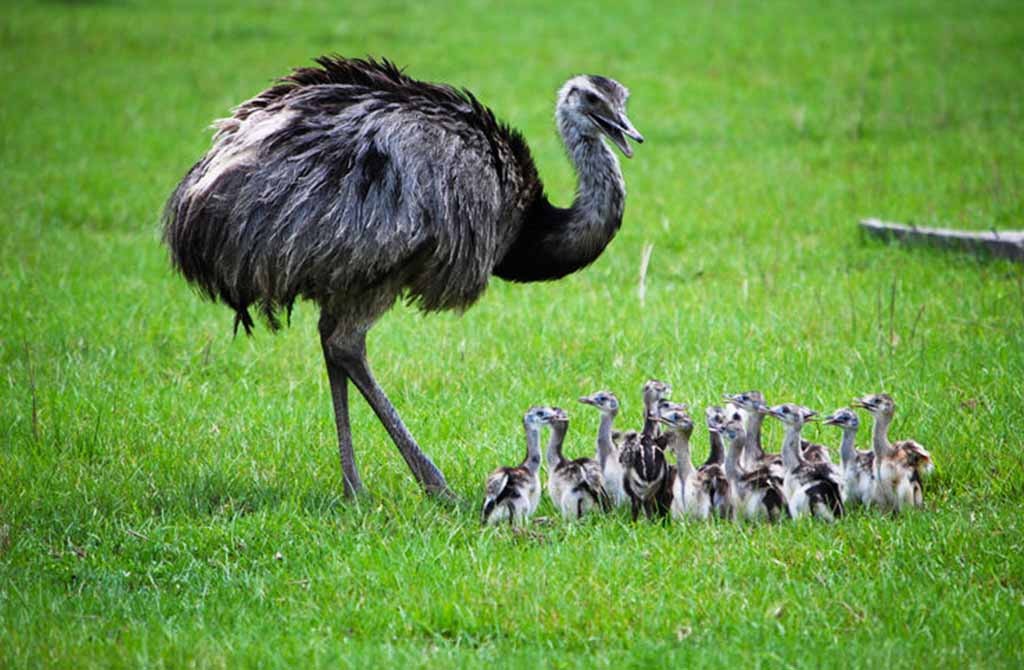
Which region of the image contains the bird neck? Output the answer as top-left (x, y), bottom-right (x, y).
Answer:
top-left (781, 424), bottom-right (805, 472)
top-left (546, 421), bottom-right (568, 471)
top-left (522, 424), bottom-right (543, 475)
top-left (724, 433), bottom-right (745, 482)
top-left (746, 411), bottom-right (766, 458)
top-left (705, 428), bottom-right (725, 466)
top-left (595, 410), bottom-right (617, 466)
top-left (839, 427), bottom-right (859, 467)
top-left (871, 413), bottom-right (895, 458)
top-left (641, 396), bottom-right (661, 441)
top-left (492, 122), bottom-right (625, 282)
top-left (666, 430), bottom-right (694, 479)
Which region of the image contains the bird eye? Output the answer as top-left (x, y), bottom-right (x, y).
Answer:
top-left (782, 407), bottom-right (790, 414)
top-left (584, 91), bottom-right (600, 105)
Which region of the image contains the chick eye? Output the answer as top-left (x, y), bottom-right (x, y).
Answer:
top-left (782, 407), bottom-right (790, 414)
top-left (584, 91), bottom-right (600, 105)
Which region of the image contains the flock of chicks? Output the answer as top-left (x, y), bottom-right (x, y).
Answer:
top-left (481, 381), bottom-right (935, 526)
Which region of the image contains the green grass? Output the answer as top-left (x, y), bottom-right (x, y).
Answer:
top-left (2, 0), bottom-right (1024, 667)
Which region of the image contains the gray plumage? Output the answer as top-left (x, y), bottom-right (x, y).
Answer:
top-left (824, 407), bottom-right (876, 508)
top-left (162, 56), bottom-right (643, 497)
top-left (545, 410), bottom-right (610, 519)
top-left (766, 403), bottom-right (845, 522)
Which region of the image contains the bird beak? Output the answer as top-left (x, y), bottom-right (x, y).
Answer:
top-left (822, 414), bottom-right (839, 425)
top-left (577, 396), bottom-right (596, 406)
top-left (591, 111), bottom-right (643, 158)
top-left (755, 403), bottom-right (770, 414)
top-left (851, 398), bottom-right (871, 409)
top-left (805, 411), bottom-right (819, 422)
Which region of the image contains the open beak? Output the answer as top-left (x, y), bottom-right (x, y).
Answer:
top-left (591, 111), bottom-right (643, 158)
top-left (805, 411), bottom-right (819, 422)
top-left (851, 398), bottom-right (872, 410)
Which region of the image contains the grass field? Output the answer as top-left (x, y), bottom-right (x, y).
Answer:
top-left (3, 0), bottom-right (1024, 667)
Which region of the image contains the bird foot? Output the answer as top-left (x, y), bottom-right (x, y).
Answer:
top-left (425, 484), bottom-right (463, 508)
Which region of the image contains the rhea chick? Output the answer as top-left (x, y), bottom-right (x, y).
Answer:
top-left (723, 391), bottom-right (784, 482)
top-left (546, 407), bottom-right (611, 519)
top-left (823, 408), bottom-right (875, 508)
top-left (578, 390), bottom-right (626, 508)
top-left (765, 403), bottom-right (844, 522)
top-left (620, 429), bottom-right (668, 521)
top-left (659, 402), bottom-right (729, 521)
top-left (720, 411), bottom-right (787, 523)
top-left (641, 379), bottom-right (672, 438)
top-left (852, 393), bottom-right (934, 513)
top-left (482, 406), bottom-right (562, 526)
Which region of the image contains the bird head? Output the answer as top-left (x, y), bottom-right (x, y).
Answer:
top-left (823, 408), bottom-right (860, 430)
top-left (642, 379), bottom-right (672, 422)
top-left (765, 403), bottom-right (818, 428)
top-left (722, 390), bottom-right (768, 414)
top-left (578, 390), bottom-right (620, 414)
top-left (657, 401), bottom-right (693, 436)
top-left (716, 411), bottom-right (746, 442)
top-left (524, 405), bottom-right (564, 429)
top-left (705, 405), bottom-right (727, 433)
top-left (557, 75), bottom-right (643, 158)
top-left (851, 393), bottom-right (896, 418)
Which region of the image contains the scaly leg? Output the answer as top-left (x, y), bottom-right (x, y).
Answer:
top-left (322, 323), bottom-right (453, 499)
top-left (319, 315), bottom-right (364, 497)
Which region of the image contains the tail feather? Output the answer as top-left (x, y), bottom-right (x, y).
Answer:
top-left (575, 480), bottom-right (611, 515)
top-left (763, 486), bottom-right (788, 522)
top-left (481, 497), bottom-right (496, 525)
top-left (806, 480), bottom-right (845, 520)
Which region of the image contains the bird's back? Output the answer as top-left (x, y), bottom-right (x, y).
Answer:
top-left (164, 56), bottom-right (541, 332)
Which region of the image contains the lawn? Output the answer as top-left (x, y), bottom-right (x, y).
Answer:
top-left (2, 0), bottom-right (1023, 667)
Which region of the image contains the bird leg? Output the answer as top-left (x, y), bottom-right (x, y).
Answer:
top-left (319, 316), bottom-right (364, 498)
top-left (321, 319), bottom-right (453, 500)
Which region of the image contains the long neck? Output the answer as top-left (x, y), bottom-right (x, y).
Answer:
top-left (839, 427), bottom-right (858, 468)
top-left (642, 396), bottom-right (660, 441)
top-left (705, 428), bottom-right (725, 466)
top-left (725, 433), bottom-right (745, 482)
top-left (546, 422), bottom-right (568, 471)
top-left (522, 424), bottom-right (542, 475)
top-left (871, 413), bottom-right (895, 457)
top-left (781, 425), bottom-right (805, 472)
top-left (492, 121), bottom-right (625, 282)
top-left (595, 410), bottom-right (616, 467)
top-left (667, 430), bottom-right (693, 479)
top-left (747, 411), bottom-right (766, 457)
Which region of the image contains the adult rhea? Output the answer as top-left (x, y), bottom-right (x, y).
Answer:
top-left (163, 56), bottom-right (643, 498)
